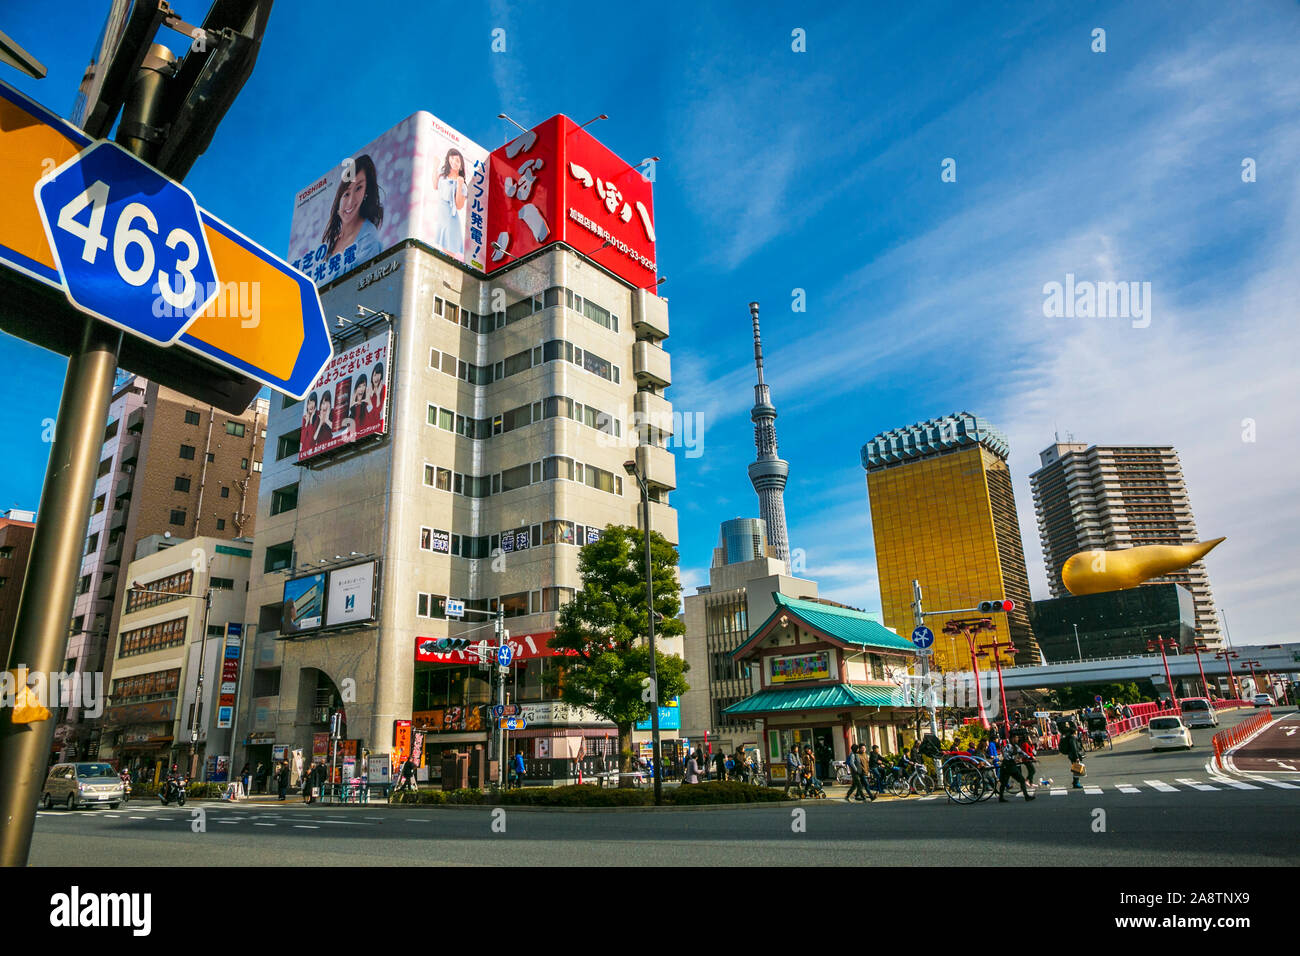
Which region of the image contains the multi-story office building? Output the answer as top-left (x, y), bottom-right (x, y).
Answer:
top-left (99, 535), bottom-right (252, 779)
top-left (861, 412), bottom-right (1040, 671)
top-left (0, 507), bottom-right (37, 665)
top-left (681, 519), bottom-right (817, 753)
top-left (1029, 442), bottom-right (1221, 645)
top-left (238, 112), bottom-right (676, 784)
top-left (58, 376), bottom-right (267, 760)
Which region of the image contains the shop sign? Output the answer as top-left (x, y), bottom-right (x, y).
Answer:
top-left (770, 651), bottom-right (831, 684)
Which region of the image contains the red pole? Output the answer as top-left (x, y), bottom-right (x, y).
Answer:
top-left (967, 632), bottom-right (989, 730)
top-left (1192, 644), bottom-right (1210, 699)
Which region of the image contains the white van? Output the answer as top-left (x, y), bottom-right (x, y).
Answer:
top-left (1180, 697), bottom-right (1218, 728)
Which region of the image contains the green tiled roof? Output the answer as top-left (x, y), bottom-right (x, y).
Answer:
top-left (724, 682), bottom-right (909, 715)
top-left (733, 592), bottom-right (917, 660)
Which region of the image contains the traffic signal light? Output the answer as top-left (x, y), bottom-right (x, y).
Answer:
top-left (435, 638), bottom-right (470, 651)
top-left (977, 599), bottom-right (1015, 614)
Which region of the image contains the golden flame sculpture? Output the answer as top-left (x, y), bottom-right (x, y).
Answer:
top-left (1061, 538), bottom-right (1225, 595)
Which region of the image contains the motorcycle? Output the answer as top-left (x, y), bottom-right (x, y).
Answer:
top-left (119, 770), bottom-right (132, 804)
top-left (159, 774), bottom-right (188, 806)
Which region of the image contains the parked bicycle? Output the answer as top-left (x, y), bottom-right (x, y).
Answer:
top-left (888, 761), bottom-right (937, 797)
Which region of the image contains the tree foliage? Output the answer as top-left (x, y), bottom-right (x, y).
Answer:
top-left (548, 526), bottom-right (690, 770)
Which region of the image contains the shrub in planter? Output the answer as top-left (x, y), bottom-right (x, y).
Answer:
top-left (668, 781), bottom-right (792, 805)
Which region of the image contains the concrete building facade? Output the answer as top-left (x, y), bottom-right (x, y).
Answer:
top-left (1029, 442), bottom-right (1222, 645)
top-left (99, 535), bottom-right (253, 780)
top-left (237, 237), bottom-right (677, 784)
top-left (0, 508), bottom-right (37, 666)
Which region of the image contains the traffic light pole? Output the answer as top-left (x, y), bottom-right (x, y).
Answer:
top-left (912, 580), bottom-right (937, 737)
top-left (0, 49), bottom-right (174, 866)
top-left (496, 606), bottom-right (506, 790)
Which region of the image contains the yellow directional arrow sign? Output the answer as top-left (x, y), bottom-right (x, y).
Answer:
top-left (0, 80), bottom-right (331, 397)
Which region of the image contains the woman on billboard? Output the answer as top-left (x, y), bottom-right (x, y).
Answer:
top-left (431, 148), bottom-right (469, 260)
top-left (346, 374), bottom-right (372, 434)
top-left (370, 361), bottom-right (386, 416)
top-left (312, 389), bottom-right (335, 445)
top-left (300, 391), bottom-right (319, 454)
top-left (321, 154), bottom-right (384, 261)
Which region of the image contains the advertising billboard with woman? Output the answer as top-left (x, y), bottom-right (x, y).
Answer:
top-left (289, 112), bottom-right (489, 284)
top-left (297, 332), bottom-right (390, 463)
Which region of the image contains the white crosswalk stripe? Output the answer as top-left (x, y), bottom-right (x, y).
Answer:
top-left (1176, 778), bottom-right (1219, 791)
top-left (1143, 779), bottom-right (1178, 792)
top-left (1260, 779), bottom-right (1300, 789)
top-left (1116, 785), bottom-right (1141, 793)
top-left (1084, 786), bottom-right (1103, 794)
top-left (1049, 788), bottom-right (1067, 796)
top-left (1219, 780), bottom-right (1262, 790)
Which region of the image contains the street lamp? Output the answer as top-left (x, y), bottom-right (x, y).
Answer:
top-left (1241, 659), bottom-right (1263, 697)
top-left (1215, 649), bottom-right (1241, 700)
top-left (1072, 623), bottom-right (1082, 662)
top-left (975, 637), bottom-right (1017, 738)
top-left (942, 617), bottom-right (997, 729)
top-left (1189, 642), bottom-right (1212, 700)
top-left (1147, 635), bottom-right (1179, 705)
top-left (623, 458), bottom-right (662, 807)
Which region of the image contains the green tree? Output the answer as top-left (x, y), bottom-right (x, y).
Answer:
top-left (548, 525), bottom-right (689, 785)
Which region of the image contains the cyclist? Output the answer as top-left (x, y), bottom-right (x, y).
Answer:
top-left (867, 745), bottom-right (889, 794)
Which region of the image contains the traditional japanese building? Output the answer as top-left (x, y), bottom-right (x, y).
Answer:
top-left (725, 593), bottom-right (922, 785)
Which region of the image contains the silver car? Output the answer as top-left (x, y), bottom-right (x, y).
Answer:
top-left (42, 762), bottom-right (125, 810)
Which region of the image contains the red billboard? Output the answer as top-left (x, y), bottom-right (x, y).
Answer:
top-left (486, 116), bottom-right (656, 289)
top-left (414, 630), bottom-right (565, 664)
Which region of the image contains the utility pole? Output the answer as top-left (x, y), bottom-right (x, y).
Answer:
top-left (912, 580), bottom-right (937, 737)
top-left (496, 605), bottom-right (506, 790)
top-left (0, 46), bottom-right (173, 867)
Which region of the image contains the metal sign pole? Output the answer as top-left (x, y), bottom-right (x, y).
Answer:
top-left (496, 607), bottom-right (506, 789)
top-left (0, 45), bottom-right (176, 864)
top-left (913, 579), bottom-right (937, 737)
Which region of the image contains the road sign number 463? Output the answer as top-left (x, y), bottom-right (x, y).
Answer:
top-left (37, 141), bottom-right (218, 345)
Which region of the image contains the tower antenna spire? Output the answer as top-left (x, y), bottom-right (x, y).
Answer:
top-left (747, 301), bottom-right (791, 571)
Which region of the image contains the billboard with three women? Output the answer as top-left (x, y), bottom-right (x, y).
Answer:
top-left (288, 112), bottom-right (490, 284)
top-left (298, 331), bottom-right (389, 463)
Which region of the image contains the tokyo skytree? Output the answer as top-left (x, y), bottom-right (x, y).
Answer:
top-left (746, 301), bottom-right (791, 571)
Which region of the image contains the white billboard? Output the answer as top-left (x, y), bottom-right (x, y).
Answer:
top-left (326, 561), bottom-right (377, 627)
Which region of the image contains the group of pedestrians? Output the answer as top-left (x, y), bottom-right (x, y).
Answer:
top-left (238, 761), bottom-right (292, 799)
top-left (682, 747), bottom-right (759, 784)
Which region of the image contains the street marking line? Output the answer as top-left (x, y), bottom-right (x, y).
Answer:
top-left (1143, 780), bottom-right (1178, 792)
top-left (917, 796), bottom-right (939, 801)
top-left (1260, 779), bottom-right (1300, 789)
top-left (129, 815), bottom-right (147, 819)
top-left (293, 825), bottom-right (320, 829)
top-left (1050, 788), bottom-right (1067, 796)
top-left (1221, 780), bottom-right (1262, 790)
top-left (1176, 778), bottom-right (1219, 791)
top-left (216, 820), bottom-right (239, 824)
top-left (253, 822), bottom-right (276, 827)
top-left (1084, 787), bottom-right (1103, 794)
top-left (1116, 785), bottom-right (1141, 793)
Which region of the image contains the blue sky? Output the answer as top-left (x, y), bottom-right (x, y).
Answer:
top-left (4, 1), bottom-right (1298, 644)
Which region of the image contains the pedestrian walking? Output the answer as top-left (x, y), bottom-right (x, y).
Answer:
top-left (511, 750), bottom-right (526, 789)
top-left (684, 750), bottom-right (702, 784)
top-left (734, 747), bottom-right (750, 784)
top-left (783, 745), bottom-right (802, 795)
top-left (844, 744), bottom-right (873, 803)
top-left (1060, 724), bottom-right (1086, 789)
top-left (997, 734), bottom-right (1036, 802)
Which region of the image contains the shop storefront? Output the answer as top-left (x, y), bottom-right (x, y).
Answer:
top-left (725, 594), bottom-right (921, 785)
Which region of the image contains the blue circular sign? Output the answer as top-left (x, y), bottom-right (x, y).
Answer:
top-left (911, 626), bottom-right (934, 649)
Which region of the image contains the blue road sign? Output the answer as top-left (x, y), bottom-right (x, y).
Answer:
top-left (1095, 695), bottom-right (1103, 703)
top-left (36, 140), bottom-right (218, 345)
top-left (911, 625), bottom-right (935, 649)
top-left (498, 644), bottom-right (514, 667)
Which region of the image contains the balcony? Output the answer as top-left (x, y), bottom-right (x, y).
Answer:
top-left (108, 507), bottom-right (128, 532)
top-left (636, 442), bottom-right (676, 492)
top-left (647, 500), bottom-right (678, 544)
top-left (119, 434), bottom-right (139, 466)
top-left (97, 574), bottom-right (117, 601)
top-left (632, 288), bottom-right (669, 339)
top-left (633, 340), bottom-right (671, 387)
top-left (633, 389), bottom-right (674, 437)
top-left (126, 407), bottom-right (144, 433)
top-left (103, 539), bottom-right (122, 566)
top-left (113, 475), bottom-right (133, 502)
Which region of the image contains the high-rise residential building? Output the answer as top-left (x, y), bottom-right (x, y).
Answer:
top-left (0, 507), bottom-right (38, 666)
top-left (681, 519), bottom-right (817, 753)
top-left (237, 113), bottom-right (676, 785)
top-left (746, 302), bottom-right (791, 572)
top-left (1029, 442), bottom-right (1222, 645)
top-left (98, 535), bottom-right (253, 778)
top-left (713, 517), bottom-right (768, 567)
top-left (57, 376), bottom-right (267, 761)
top-left (861, 412), bottom-right (1040, 670)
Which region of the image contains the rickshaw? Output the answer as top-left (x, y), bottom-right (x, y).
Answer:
top-left (1086, 714), bottom-right (1112, 751)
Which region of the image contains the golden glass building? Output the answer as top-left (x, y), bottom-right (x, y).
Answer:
top-left (861, 413), bottom-right (1039, 672)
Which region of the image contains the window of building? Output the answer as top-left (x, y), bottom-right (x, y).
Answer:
top-left (169, 509), bottom-right (186, 526)
top-left (184, 411), bottom-right (200, 425)
top-left (97, 457), bottom-right (113, 478)
top-left (252, 460), bottom-right (262, 473)
top-left (206, 452), bottom-right (215, 462)
top-left (226, 422), bottom-right (246, 437)
top-left (210, 577), bottom-right (235, 590)
top-left (0, 546), bottom-right (13, 560)
top-left (241, 458), bottom-right (249, 470)
top-left (84, 533), bottom-right (99, 556)
top-left (276, 431), bottom-right (300, 460)
top-left (119, 617), bottom-right (188, 657)
top-left (92, 494), bottom-right (106, 514)
top-left (216, 518), bottom-right (226, 531)
top-left (179, 444), bottom-right (196, 460)
top-left (125, 570), bottom-right (193, 612)
top-left (77, 574), bottom-right (92, 595)
top-left (220, 486), bottom-right (230, 498)
top-left (257, 603), bottom-right (283, 633)
top-left (174, 476), bottom-right (191, 493)
top-left (104, 419), bottom-right (119, 441)
top-left (264, 541), bottom-right (293, 572)
top-left (270, 483), bottom-right (299, 515)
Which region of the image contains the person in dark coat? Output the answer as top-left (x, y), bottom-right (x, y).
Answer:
top-left (276, 762), bottom-right (289, 800)
top-left (713, 750), bottom-right (727, 781)
top-left (1060, 725), bottom-right (1086, 789)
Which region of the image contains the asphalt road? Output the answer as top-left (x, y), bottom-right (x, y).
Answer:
top-left (28, 707), bottom-right (1298, 867)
